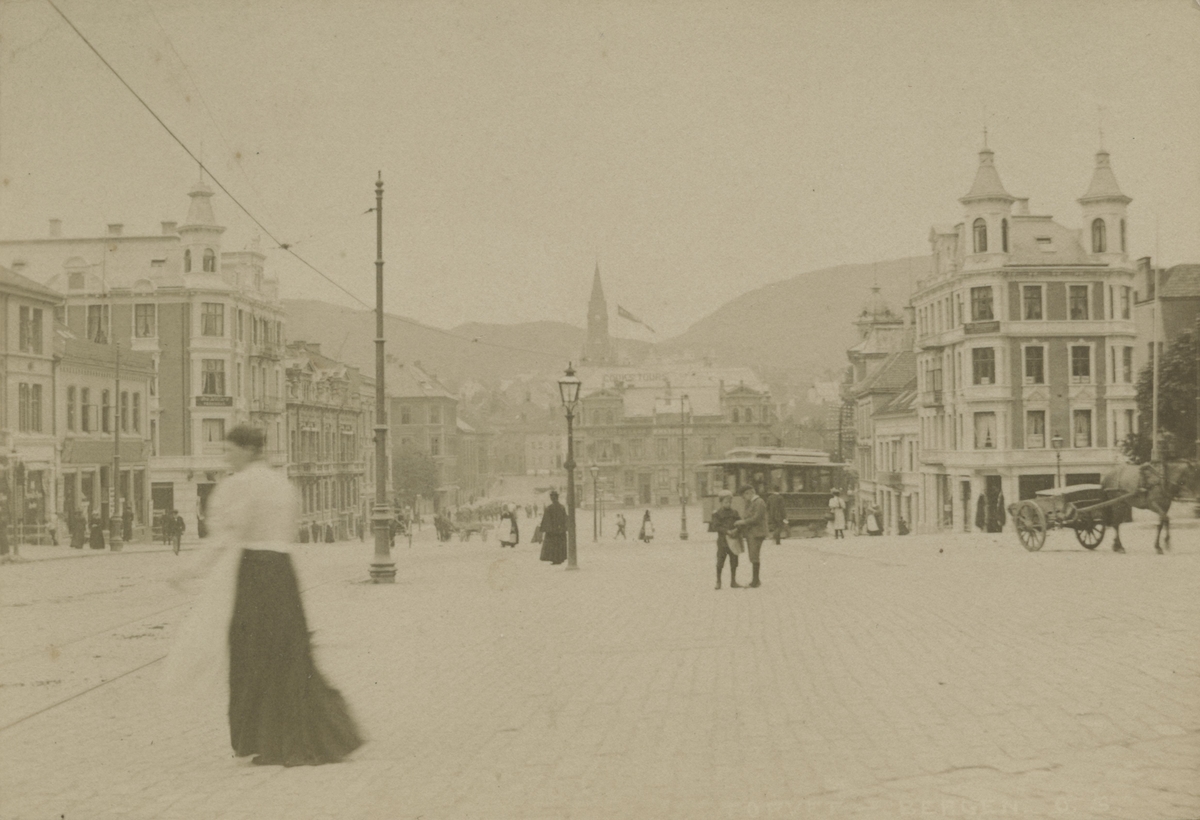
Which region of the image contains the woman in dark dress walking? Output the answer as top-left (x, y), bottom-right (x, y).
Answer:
top-left (163, 425), bottom-right (362, 767)
top-left (538, 491), bottom-right (568, 565)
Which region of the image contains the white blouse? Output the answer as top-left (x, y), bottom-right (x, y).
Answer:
top-left (207, 460), bottom-right (300, 552)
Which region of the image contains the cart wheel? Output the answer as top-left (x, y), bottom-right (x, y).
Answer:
top-left (1075, 515), bottom-right (1106, 550)
top-left (1015, 501), bottom-right (1046, 551)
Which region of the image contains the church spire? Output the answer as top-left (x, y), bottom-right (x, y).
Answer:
top-left (582, 262), bottom-right (615, 365)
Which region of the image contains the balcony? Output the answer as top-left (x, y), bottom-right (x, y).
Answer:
top-left (249, 396), bottom-right (282, 413)
top-left (251, 342), bottom-right (283, 360)
top-left (963, 320), bottom-right (1000, 335)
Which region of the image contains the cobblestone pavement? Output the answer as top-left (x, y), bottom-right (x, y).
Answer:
top-left (1, 511), bottom-right (1197, 820)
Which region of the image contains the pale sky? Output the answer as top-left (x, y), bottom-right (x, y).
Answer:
top-left (1, 0), bottom-right (1197, 338)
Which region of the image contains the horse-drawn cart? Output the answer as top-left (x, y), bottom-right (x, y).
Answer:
top-left (1009, 484), bottom-right (1133, 552)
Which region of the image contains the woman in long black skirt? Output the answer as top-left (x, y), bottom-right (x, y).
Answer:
top-left (166, 424), bottom-right (361, 766)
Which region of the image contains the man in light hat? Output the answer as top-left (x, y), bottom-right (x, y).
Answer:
top-left (829, 488), bottom-right (847, 539)
top-left (708, 489), bottom-right (742, 589)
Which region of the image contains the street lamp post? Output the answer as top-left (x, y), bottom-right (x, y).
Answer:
top-left (558, 364), bottom-right (582, 570)
top-left (369, 173), bottom-right (395, 583)
top-left (590, 463), bottom-right (599, 541)
top-left (1052, 433), bottom-right (1064, 488)
top-left (679, 394), bottom-right (689, 541)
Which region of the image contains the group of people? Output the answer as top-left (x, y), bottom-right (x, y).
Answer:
top-left (708, 484), bottom-right (772, 589)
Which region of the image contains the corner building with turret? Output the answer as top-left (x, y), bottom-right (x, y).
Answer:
top-left (914, 146), bottom-right (1138, 532)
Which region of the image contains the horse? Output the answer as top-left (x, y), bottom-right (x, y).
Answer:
top-left (1099, 460), bottom-right (1198, 554)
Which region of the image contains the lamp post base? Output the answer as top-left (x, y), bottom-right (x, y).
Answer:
top-left (369, 562), bottom-right (396, 583)
top-left (109, 517), bottom-right (123, 552)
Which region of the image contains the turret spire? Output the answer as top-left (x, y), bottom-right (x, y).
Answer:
top-left (960, 144), bottom-right (1015, 204)
top-left (1078, 149), bottom-right (1130, 205)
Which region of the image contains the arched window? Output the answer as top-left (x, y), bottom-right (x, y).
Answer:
top-left (732, 408), bottom-right (740, 423)
top-left (183, 249), bottom-right (192, 272)
top-left (1120, 219), bottom-right (1126, 252)
top-left (1092, 218), bottom-right (1107, 253)
top-left (203, 248), bottom-right (216, 272)
top-left (1001, 218), bottom-right (1009, 252)
top-left (972, 218), bottom-right (987, 253)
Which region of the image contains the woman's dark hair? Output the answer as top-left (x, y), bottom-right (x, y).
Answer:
top-left (226, 424), bottom-right (266, 453)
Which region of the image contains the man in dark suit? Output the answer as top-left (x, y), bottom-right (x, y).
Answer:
top-left (734, 485), bottom-right (769, 588)
top-left (766, 482), bottom-right (787, 545)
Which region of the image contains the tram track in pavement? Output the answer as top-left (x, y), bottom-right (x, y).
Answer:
top-left (0, 569), bottom-right (364, 736)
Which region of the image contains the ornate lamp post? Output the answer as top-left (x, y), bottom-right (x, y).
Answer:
top-left (369, 173), bottom-right (395, 583)
top-left (557, 364), bottom-right (582, 570)
top-left (1052, 433), bottom-right (1064, 488)
top-left (590, 463), bottom-right (599, 541)
top-left (679, 394), bottom-right (689, 541)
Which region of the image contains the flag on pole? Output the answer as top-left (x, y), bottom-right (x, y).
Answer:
top-left (617, 305), bottom-right (655, 334)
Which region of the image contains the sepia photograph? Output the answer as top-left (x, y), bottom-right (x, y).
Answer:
top-left (0, 1), bottom-right (1198, 818)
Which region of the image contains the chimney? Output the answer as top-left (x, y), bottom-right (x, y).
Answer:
top-left (161, 221), bottom-right (177, 235)
top-left (107, 223), bottom-right (123, 236)
top-left (1014, 198), bottom-right (1030, 216)
top-left (49, 219), bottom-right (62, 237)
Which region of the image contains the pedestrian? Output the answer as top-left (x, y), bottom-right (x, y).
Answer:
top-left (709, 490), bottom-right (743, 589)
top-left (828, 488), bottom-right (847, 539)
top-left (122, 504), bottom-right (134, 542)
top-left (538, 490), bottom-right (568, 565)
top-left (498, 504), bottom-right (520, 548)
top-left (865, 504), bottom-right (882, 536)
top-left (162, 424), bottom-right (362, 767)
top-left (89, 511), bottom-right (106, 550)
top-left (615, 512), bottom-right (627, 539)
top-left (732, 485), bottom-right (768, 587)
top-left (170, 509), bottom-right (185, 555)
top-left (638, 510), bottom-right (654, 543)
top-left (70, 509), bottom-right (87, 549)
top-left (766, 483), bottom-right (787, 544)
top-left (898, 516), bottom-right (910, 536)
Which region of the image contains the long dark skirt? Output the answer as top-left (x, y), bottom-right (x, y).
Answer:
top-left (228, 550), bottom-right (363, 766)
top-left (539, 532), bottom-right (566, 564)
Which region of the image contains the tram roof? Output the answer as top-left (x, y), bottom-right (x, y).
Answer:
top-left (701, 447), bottom-right (845, 468)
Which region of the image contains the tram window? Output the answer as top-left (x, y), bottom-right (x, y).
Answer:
top-left (769, 469), bottom-right (784, 492)
top-left (790, 471), bottom-right (805, 492)
top-left (815, 469), bottom-right (832, 492)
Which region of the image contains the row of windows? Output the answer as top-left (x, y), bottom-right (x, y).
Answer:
top-left (918, 283), bottom-right (1133, 337)
top-left (923, 407), bottom-right (1135, 451)
top-left (183, 247), bottom-right (218, 274)
top-left (970, 217), bottom-right (1126, 255)
top-left (581, 406), bottom-right (767, 426)
top-left (290, 426), bottom-right (360, 463)
top-left (398, 404), bottom-right (445, 425)
top-left (922, 344), bottom-right (1135, 391)
top-left (299, 476), bottom-right (360, 515)
top-left (199, 359), bottom-right (281, 398)
top-left (63, 387), bottom-right (142, 434)
top-left (75, 302), bottom-right (281, 344)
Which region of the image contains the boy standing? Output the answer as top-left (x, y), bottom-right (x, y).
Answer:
top-left (709, 490), bottom-right (743, 590)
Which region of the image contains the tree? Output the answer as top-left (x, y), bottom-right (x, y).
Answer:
top-left (1122, 331), bottom-right (1197, 463)
top-left (393, 448), bottom-right (439, 507)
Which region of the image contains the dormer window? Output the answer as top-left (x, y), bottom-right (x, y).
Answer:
top-left (1091, 218), bottom-right (1107, 253)
top-left (203, 248), bottom-right (216, 272)
top-left (184, 249), bottom-right (192, 272)
top-left (1001, 218), bottom-right (1009, 252)
top-left (972, 218), bottom-right (987, 253)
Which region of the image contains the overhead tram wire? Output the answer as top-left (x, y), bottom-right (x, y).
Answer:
top-left (45, 0), bottom-right (565, 365)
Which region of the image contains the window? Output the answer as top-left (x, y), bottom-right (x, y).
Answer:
top-left (1070, 346), bottom-right (1091, 383)
top-left (1124, 409), bottom-right (1135, 439)
top-left (235, 363), bottom-right (242, 396)
top-left (972, 218), bottom-right (987, 253)
top-left (1073, 410), bottom-right (1092, 448)
top-left (429, 405), bottom-right (441, 425)
top-left (201, 303), bottom-right (224, 336)
top-left (203, 418), bottom-right (225, 445)
top-left (1001, 218), bottom-right (1009, 252)
top-left (974, 412), bottom-right (997, 449)
top-left (134, 304), bottom-right (156, 337)
top-left (1024, 346), bottom-right (1045, 384)
top-left (87, 304), bottom-right (108, 343)
top-left (1120, 286), bottom-right (1131, 319)
top-left (81, 388), bottom-right (91, 432)
top-left (18, 306), bottom-right (43, 353)
top-left (703, 438), bottom-right (716, 457)
top-left (430, 436), bottom-right (441, 457)
top-left (1122, 347), bottom-right (1133, 383)
top-left (744, 407), bottom-right (754, 423)
top-left (237, 309), bottom-right (245, 342)
top-left (18, 383), bottom-right (38, 432)
top-left (1022, 285), bottom-right (1043, 320)
top-left (132, 393), bottom-right (140, 433)
top-left (1091, 218), bottom-right (1106, 253)
top-left (67, 386), bottom-right (77, 431)
top-left (120, 391), bottom-right (129, 432)
top-left (970, 286), bottom-right (994, 321)
top-left (203, 248), bottom-right (216, 272)
top-left (184, 249), bottom-right (192, 272)
top-left (656, 438), bottom-right (670, 459)
top-left (101, 390), bottom-right (111, 433)
top-left (732, 408), bottom-right (740, 423)
top-left (202, 359), bottom-right (226, 395)
top-left (1120, 219), bottom-right (1127, 252)
top-left (1069, 285), bottom-right (1090, 320)
top-left (972, 348), bottom-right (995, 385)
top-left (68, 271), bottom-right (85, 290)
top-left (1026, 410), bottom-right (1046, 448)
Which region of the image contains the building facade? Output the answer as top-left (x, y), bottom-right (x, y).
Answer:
top-left (914, 146), bottom-right (1139, 531)
top-left (387, 360), bottom-right (460, 510)
top-left (0, 183), bottom-right (288, 533)
top-left (283, 342), bottom-right (374, 541)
